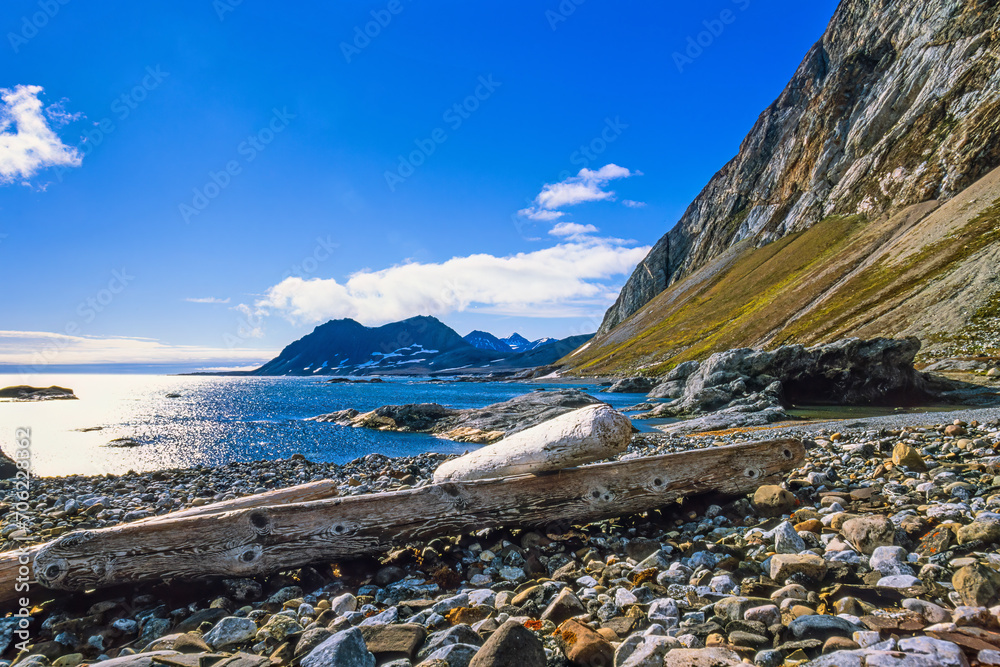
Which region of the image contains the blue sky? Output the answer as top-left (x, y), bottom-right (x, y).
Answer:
top-left (0, 0), bottom-right (839, 371)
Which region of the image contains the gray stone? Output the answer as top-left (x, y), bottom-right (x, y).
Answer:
top-left (418, 625), bottom-right (483, 661)
top-left (423, 643), bottom-right (479, 667)
top-left (301, 627), bottom-right (375, 667)
top-left (204, 617), bottom-right (258, 650)
top-left (788, 614), bottom-right (863, 640)
top-left (774, 521), bottom-right (807, 554)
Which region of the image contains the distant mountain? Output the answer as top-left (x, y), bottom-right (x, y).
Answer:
top-left (526, 337), bottom-right (557, 351)
top-left (248, 316), bottom-right (592, 376)
top-left (503, 334), bottom-right (558, 353)
top-left (464, 330), bottom-right (512, 352)
top-left (251, 316), bottom-right (469, 375)
top-left (501, 333), bottom-right (532, 351)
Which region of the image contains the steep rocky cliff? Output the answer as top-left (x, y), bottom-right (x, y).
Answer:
top-left (599, 0), bottom-right (1000, 336)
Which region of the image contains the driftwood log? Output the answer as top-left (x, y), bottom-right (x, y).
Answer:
top-left (0, 479), bottom-right (341, 607)
top-left (0, 439), bottom-right (803, 609)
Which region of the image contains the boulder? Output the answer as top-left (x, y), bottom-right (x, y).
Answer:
top-left (841, 515), bottom-right (896, 554)
top-left (770, 554), bottom-right (828, 582)
top-left (644, 338), bottom-right (931, 433)
top-left (604, 377), bottom-right (657, 393)
top-left (953, 563), bottom-right (1000, 607)
top-left (554, 619), bottom-right (613, 666)
top-left (663, 647), bottom-right (743, 666)
top-left (752, 485), bottom-right (797, 517)
top-left (312, 389), bottom-right (603, 444)
top-left (301, 628), bottom-right (375, 667)
top-left (892, 443), bottom-right (927, 471)
top-left (469, 620), bottom-right (545, 667)
top-left (433, 404), bottom-right (632, 482)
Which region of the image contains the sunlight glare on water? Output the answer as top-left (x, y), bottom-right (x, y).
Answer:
top-left (0, 375), bottom-right (629, 477)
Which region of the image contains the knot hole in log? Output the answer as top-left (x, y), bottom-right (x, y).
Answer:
top-left (744, 467), bottom-right (764, 480)
top-left (328, 521), bottom-right (357, 537)
top-left (646, 475), bottom-right (669, 492)
top-left (586, 486), bottom-right (615, 504)
top-left (247, 510), bottom-right (272, 536)
top-left (235, 545), bottom-right (263, 567)
top-left (34, 556), bottom-right (70, 588)
top-left (432, 483), bottom-right (468, 511)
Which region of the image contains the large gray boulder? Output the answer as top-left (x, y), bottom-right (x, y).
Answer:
top-left (311, 389), bottom-right (603, 444)
top-left (604, 377), bottom-right (657, 393)
top-left (643, 338), bottom-right (930, 433)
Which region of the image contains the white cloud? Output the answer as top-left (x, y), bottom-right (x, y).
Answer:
top-left (0, 330), bottom-right (275, 368)
top-left (0, 85), bottom-right (82, 184)
top-left (623, 199), bottom-right (647, 208)
top-left (250, 236), bottom-right (651, 325)
top-left (518, 163), bottom-right (641, 221)
top-left (517, 207), bottom-right (564, 221)
top-left (549, 222), bottom-right (599, 237)
top-left (185, 297), bottom-right (231, 304)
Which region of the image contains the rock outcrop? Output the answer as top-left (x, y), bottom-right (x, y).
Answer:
top-left (309, 389), bottom-right (605, 443)
top-left (0, 385), bottom-right (77, 401)
top-left (432, 404), bottom-right (632, 482)
top-left (603, 377), bottom-right (658, 394)
top-left (643, 337), bottom-right (930, 433)
top-left (599, 0), bottom-right (1000, 336)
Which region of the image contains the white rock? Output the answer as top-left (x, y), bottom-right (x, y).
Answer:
top-left (433, 404), bottom-right (632, 482)
top-left (329, 593), bottom-right (357, 615)
top-left (902, 598), bottom-right (951, 624)
top-left (774, 521), bottom-right (806, 554)
top-left (897, 636), bottom-right (967, 667)
top-left (877, 575), bottom-right (921, 588)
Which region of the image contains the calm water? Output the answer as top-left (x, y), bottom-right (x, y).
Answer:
top-left (0, 375), bottom-right (649, 477)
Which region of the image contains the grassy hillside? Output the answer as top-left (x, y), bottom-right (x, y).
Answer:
top-left (564, 168), bottom-right (1000, 376)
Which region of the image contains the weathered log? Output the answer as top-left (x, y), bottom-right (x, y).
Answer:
top-left (433, 404), bottom-right (632, 482)
top-left (24, 439), bottom-right (803, 598)
top-left (136, 479), bottom-right (340, 523)
top-left (0, 479), bottom-right (340, 607)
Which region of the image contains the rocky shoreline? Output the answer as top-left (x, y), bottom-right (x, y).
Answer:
top-left (4, 412), bottom-right (1000, 665)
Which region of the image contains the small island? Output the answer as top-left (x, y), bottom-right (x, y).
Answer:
top-left (0, 385), bottom-right (78, 401)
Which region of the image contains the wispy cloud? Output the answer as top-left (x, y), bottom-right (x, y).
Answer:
top-left (518, 208), bottom-right (564, 222)
top-left (623, 199), bottom-right (647, 208)
top-left (247, 236), bottom-right (650, 326)
top-left (549, 222), bottom-right (599, 237)
top-left (518, 164), bottom-right (641, 220)
top-left (0, 85), bottom-right (82, 184)
top-left (0, 330), bottom-right (275, 367)
top-left (185, 297), bottom-right (231, 304)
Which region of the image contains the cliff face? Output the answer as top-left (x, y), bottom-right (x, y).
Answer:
top-left (599, 0), bottom-right (1000, 335)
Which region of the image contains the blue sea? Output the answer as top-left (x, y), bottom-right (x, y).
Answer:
top-left (0, 375), bottom-right (653, 477)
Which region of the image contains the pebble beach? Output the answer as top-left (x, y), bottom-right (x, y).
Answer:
top-left (4, 411), bottom-right (1000, 666)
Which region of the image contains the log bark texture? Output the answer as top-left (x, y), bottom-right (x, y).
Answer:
top-left (0, 479), bottom-right (340, 607)
top-left (24, 439), bottom-right (803, 597)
